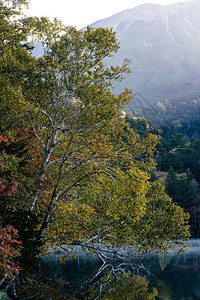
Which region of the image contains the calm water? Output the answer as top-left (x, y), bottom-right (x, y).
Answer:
top-left (143, 239), bottom-right (200, 300)
top-left (41, 240), bottom-right (200, 299)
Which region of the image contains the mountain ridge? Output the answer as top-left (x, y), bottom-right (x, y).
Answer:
top-left (88, 0), bottom-right (200, 114)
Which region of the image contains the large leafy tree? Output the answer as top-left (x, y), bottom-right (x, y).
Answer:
top-left (23, 23), bottom-right (189, 253)
top-left (0, 0), bottom-right (190, 264)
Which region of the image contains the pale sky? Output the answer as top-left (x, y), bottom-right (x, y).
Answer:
top-left (24, 0), bottom-right (190, 29)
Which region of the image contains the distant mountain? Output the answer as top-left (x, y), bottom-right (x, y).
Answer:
top-left (89, 0), bottom-right (200, 115)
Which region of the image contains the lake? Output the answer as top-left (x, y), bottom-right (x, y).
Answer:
top-left (38, 239), bottom-right (200, 299)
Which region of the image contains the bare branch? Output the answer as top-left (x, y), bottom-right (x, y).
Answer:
top-left (30, 120), bottom-right (45, 152)
top-left (30, 93), bottom-right (54, 127)
top-left (23, 293), bottom-right (51, 300)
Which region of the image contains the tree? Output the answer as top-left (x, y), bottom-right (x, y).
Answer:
top-left (165, 168), bottom-right (177, 199)
top-left (0, 226), bottom-right (21, 283)
top-left (0, 0), bottom-right (190, 264)
top-left (0, 131), bottom-right (44, 274)
top-left (0, 0), bottom-right (37, 133)
top-left (165, 168), bottom-right (194, 208)
top-left (0, 136), bottom-right (21, 286)
top-left (21, 22), bottom-right (189, 254)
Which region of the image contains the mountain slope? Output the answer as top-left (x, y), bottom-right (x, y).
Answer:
top-left (89, 0), bottom-right (200, 112)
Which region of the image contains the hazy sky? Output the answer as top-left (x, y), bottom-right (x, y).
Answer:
top-left (25, 0), bottom-right (190, 29)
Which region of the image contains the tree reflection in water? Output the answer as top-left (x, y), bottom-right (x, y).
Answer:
top-left (39, 249), bottom-right (157, 299)
top-left (87, 270), bottom-right (157, 300)
top-left (9, 240), bottom-right (200, 299)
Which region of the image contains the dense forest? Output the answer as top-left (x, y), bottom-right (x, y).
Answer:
top-left (0, 0), bottom-right (197, 299)
top-left (125, 113), bottom-right (200, 237)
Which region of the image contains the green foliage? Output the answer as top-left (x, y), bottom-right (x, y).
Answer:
top-left (158, 139), bottom-right (200, 180)
top-left (165, 168), bottom-right (194, 208)
top-left (153, 125), bottom-right (200, 237)
top-left (0, 291), bottom-right (6, 300)
top-left (45, 173), bottom-right (190, 254)
top-left (125, 112), bottom-right (160, 137)
top-left (130, 182), bottom-right (190, 253)
top-left (0, 0), bottom-right (38, 134)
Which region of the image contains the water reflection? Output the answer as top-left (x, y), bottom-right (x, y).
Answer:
top-left (87, 272), bottom-right (157, 300)
top-left (144, 239), bottom-right (200, 300)
top-left (39, 240), bottom-right (200, 299)
top-left (41, 251), bottom-right (156, 299)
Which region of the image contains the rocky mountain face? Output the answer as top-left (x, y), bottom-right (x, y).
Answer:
top-left (90, 0), bottom-right (200, 114)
